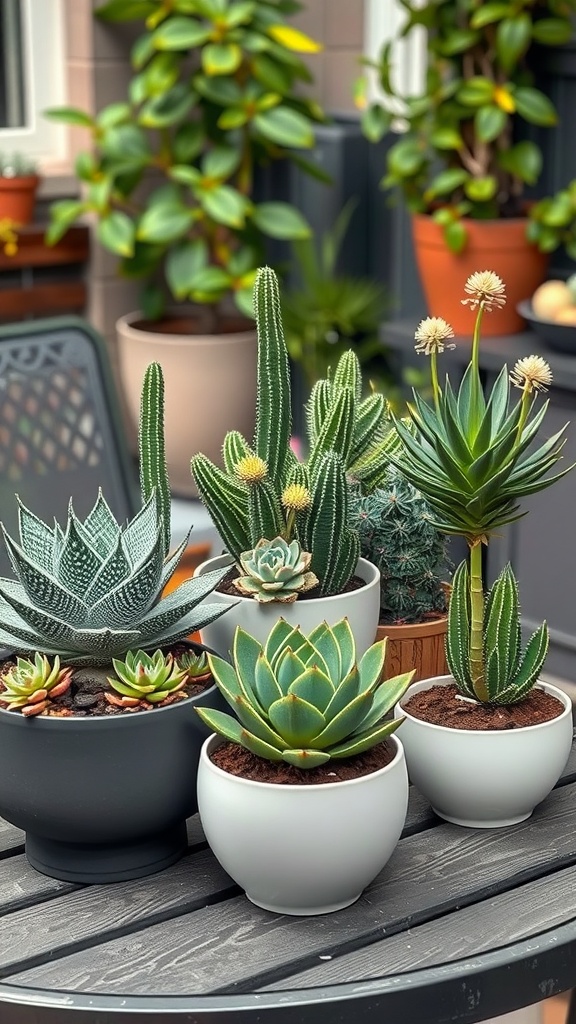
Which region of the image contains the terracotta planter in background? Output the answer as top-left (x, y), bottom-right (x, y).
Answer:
top-left (377, 611), bottom-right (448, 684)
top-left (412, 214), bottom-right (548, 336)
top-left (116, 313), bottom-right (257, 498)
top-left (0, 174), bottom-right (40, 226)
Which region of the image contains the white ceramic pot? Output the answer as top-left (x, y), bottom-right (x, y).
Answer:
top-left (116, 313), bottom-right (257, 498)
top-left (395, 675), bottom-right (573, 828)
top-left (197, 733), bottom-right (408, 915)
top-left (194, 555), bottom-right (380, 658)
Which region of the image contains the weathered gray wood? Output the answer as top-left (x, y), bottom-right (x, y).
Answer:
top-left (0, 855), bottom-right (78, 914)
top-left (258, 862), bottom-right (576, 990)
top-left (9, 782), bottom-right (576, 996)
top-left (0, 818), bottom-right (24, 858)
top-left (0, 848), bottom-right (235, 978)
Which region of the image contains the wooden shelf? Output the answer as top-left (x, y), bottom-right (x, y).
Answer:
top-left (0, 223), bottom-right (90, 320)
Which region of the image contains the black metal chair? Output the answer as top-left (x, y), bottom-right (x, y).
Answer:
top-left (0, 315), bottom-right (138, 577)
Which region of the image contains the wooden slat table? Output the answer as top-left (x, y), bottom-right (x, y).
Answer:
top-left (2, 736), bottom-right (576, 1024)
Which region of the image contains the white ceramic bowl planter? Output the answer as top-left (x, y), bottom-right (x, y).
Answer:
top-left (395, 676), bottom-right (573, 828)
top-left (198, 733), bottom-right (408, 915)
top-left (194, 555), bottom-right (381, 659)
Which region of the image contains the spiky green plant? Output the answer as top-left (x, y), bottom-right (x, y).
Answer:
top-left (108, 649), bottom-right (187, 706)
top-left (191, 267), bottom-right (394, 596)
top-left (0, 653), bottom-right (73, 716)
top-left (178, 650), bottom-right (211, 682)
top-left (391, 271), bottom-right (573, 702)
top-left (0, 363), bottom-right (231, 665)
top-left (235, 537), bottom-right (318, 604)
top-left (197, 618), bottom-right (414, 769)
top-left (351, 469), bottom-right (449, 625)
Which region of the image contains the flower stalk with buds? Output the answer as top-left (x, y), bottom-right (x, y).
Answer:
top-left (392, 271), bottom-right (573, 703)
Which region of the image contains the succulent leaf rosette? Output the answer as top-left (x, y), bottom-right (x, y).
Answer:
top-left (0, 653), bottom-right (73, 716)
top-left (234, 536), bottom-right (318, 603)
top-left (107, 649), bottom-right (187, 707)
top-left (197, 617), bottom-right (414, 769)
top-left (391, 270), bottom-right (573, 704)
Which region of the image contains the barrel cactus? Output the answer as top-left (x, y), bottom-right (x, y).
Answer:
top-left (234, 537), bottom-right (318, 603)
top-left (197, 618), bottom-right (414, 768)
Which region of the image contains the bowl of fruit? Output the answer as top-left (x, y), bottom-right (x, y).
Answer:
top-left (518, 277), bottom-right (576, 353)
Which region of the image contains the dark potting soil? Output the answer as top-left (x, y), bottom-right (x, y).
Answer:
top-left (0, 643), bottom-right (212, 718)
top-left (217, 566), bottom-right (366, 600)
top-left (210, 739), bottom-right (395, 784)
top-left (379, 606), bottom-right (447, 627)
top-left (403, 683), bottom-right (565, 730)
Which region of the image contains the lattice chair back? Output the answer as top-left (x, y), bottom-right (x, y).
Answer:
top-left (0, 316), bottom-right (138, 577)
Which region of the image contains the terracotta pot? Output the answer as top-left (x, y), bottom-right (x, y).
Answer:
top-left (116, 313), bottom-right (257, 498)
top-left (411, 214), bottom-right (548, 336)
top-left (377, 611), bottom-right (448, 684)
top-left (0, 175), bottom-right (39, 225)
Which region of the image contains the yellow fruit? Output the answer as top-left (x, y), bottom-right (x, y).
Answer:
top-left (532, 280), bottom-right (573, 321)
top-left (554, 306), bottom-right (576, 326)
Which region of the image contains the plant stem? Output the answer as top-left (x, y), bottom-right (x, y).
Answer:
top-left (471, 303), bottom-right (484, 375)
top-left (468, 538), bottom-right (488, 701)
top-left (430, 350), bottom-right (440, 412)
top-left (283, 508), bottom-right (296, 541)
top-left (515, 385), bottom-right (532, 446)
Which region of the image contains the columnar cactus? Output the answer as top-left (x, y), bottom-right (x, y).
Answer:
top-left (191, 267), bottom-right (393, 596)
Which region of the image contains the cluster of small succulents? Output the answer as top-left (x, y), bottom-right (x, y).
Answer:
top-left (0, 654), bottom-right (73, 716)
top-left (197, 618), bottom-right (414, 769)
top-left (107, 649), bottom-right (188, 708)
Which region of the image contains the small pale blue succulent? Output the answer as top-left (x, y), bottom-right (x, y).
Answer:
top-left (234, 536), bottom-right (319, 603)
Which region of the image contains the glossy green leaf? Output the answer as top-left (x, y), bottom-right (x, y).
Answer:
top-left (254, 106), bottom-right (314, 147)
top-left (165, 239), bottom-right (208, 299)
top-left (444, 219), bottom-right (467, 253)
top-left (199, 184), bottom-right (248, 227)
top-left (531, 18), bottom-right (573, 46)
top-left (514, 87), bottom-right (558, 126)
top-left (97, 211), bottom-right (135, 257)
top-left (45, 201), bottom-right (87, 246)
top-left (464, 175), bottom-right (497, 203)
top-left (329, 717), bottom-right (402, 759)
top-left (202, 146), bottom-right (241, 180)
top-left (44, 106), bottom-right (95, 127)
top-left (202, 42), bottom-right (243, 76)
top-left (288, 664), bottom-right (334, 712)
top-left (189, 265), bottom-right (231, 293)
top-left (361, 103), bottom-right (392, 143)
top-left (497, 140), bottom-right (542, 185)
top-left (153, 16), bottom-right (211, 49)
top-left (496, 15), bottom-right (531, 72)
top-left (475, 105), bottom-right (507, 144)
top-left (268, 693), bottom-right (326, 746)
top-left (136, 202), bottom-right (193, 243)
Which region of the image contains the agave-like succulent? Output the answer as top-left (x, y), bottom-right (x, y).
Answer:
top-left (0, 653), bottom-right (73, 716)
top-left (0, 491), bottom-right (230, 665)
top-left (177, 650), bottom-right (211, 683)
top-left (197, 618), bottom-right (414, 768)
top-left (107, 649), bottom-right (187, 707)
top-left (234, 536), bottom-right (319, 604)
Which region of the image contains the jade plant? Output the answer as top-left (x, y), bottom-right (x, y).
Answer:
top-left (0, 362), bottom-right (230, 666)
top-left (351, 468), bottom-right (449, 626)
top-left (197, 617), bottom-right (414, 767)
top-left (0, 654), bottom-right (73, 716)
top-left (45, 0), bottom-right (325, 322)
top-left (192, 266), bottom-right (394, 597)
top-left (391, 270), bottom-right (572, 703)
top-left (235, 536), bottom-right (318, 603)
top-left (359, 0), bottom-right (576, 252)
top-left (107, 649), bottom-right (187, 707)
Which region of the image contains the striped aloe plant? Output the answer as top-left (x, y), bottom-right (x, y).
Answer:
top-left (191, 266), bottom-right (393, 596)
top-left (0, 363), bottom-right (230, 665)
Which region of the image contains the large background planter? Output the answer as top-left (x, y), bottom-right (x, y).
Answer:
top-left (377, 613), bottom-right (448, 684)
top-left (116, 313), bottom-right (257, 498)
top-left (412, 214), bottom-right (548, 336)
top-left (194, 555), bottom-right (380, 658)
top-left (0, 644), bottom-right (221, 883)
top-left (395, 675), bottom-right (572, 827)
top-left (197, 732), bottom-right (408, 915)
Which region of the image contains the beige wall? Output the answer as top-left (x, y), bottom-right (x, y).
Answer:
top-left (57, 0), bottom-right (366, 357)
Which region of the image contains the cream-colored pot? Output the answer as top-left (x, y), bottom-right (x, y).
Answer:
top-left (116, 313), bottom-right (257, 497)
top-left (394, 675), bottom-right (573, 828)
top-left (194, 555), bottom-right (381, 659)
top-left (197, 733), bottom-right (408, 915)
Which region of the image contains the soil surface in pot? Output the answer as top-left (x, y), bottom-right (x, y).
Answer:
top-left (218, 567), bottom-right (366, 601)
top-left (379, 605), bottom-right (447, 627)
top-left (133, 315), bottom-right (252, 336)
top-left (404, 683), bottom-right (565, 730)
top-left (0, 643), bottom-right (212, 718)
top-left (211, 740), bottom-right (395, 784)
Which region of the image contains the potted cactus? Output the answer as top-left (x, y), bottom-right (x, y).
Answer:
top-left (0, 363), bottom-right (233, 884)
top-left (390, 272), bottom-right (574, 828)
top-left (196, 618), bottom-right (413, 915)
top-left (191, 266), bottom-right (395, 657)
top-left (351, 467), bottom-right (451, 682)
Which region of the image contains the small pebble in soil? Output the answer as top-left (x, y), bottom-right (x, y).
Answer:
top-left (73, 693), bottom-right (99, 709)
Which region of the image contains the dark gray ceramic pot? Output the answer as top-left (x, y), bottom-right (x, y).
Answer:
top-left (0, 642), bottom-right (221, 884)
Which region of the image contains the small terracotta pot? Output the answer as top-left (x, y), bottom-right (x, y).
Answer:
top-left (0, 175), bottom-right (39, 226)
top-left (377, 613), bottom-right (448, 683)
top-left (412, 214), bottom-right (548, 336)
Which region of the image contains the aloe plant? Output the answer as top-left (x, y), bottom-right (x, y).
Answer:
top-left (0, 362), bottom-right (231, 664)
top-left (192, 266), bottom-right (393, 596)
top-left (0, 653), bottom-right (73, 716)
top-left (392, 271), bottom-right (572, 702)
top-left (107, 649), bottom-right (187, 707)
top-left (197, 617), bottom-right (413, 768)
